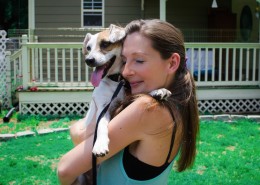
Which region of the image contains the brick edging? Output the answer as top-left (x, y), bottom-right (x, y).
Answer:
top-left (199, 114), bottom-right (260, 122)
top-left (0, 127), bottom-right (69, 141)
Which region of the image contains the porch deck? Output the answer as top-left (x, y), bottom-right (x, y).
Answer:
top-left (5, 35), bottom-right (260, 116)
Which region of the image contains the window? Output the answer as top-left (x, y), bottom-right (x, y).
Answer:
top-left (82, 0), bottom-right (104, 27)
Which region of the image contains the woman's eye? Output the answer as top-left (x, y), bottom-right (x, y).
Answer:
top-left (135, 59), bottom-right (144, 63)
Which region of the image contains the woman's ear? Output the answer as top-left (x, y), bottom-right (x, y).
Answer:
top-left (167, 53), bottom-right (180, 74)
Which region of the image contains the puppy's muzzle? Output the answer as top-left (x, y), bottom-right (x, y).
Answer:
top-left (85, 58), bottom-right (96, 67)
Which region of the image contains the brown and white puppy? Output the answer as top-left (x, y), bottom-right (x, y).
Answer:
top-left (82, 24), bottom-right (126, 157)
top-left (82, 24), bottom-right (172, 157)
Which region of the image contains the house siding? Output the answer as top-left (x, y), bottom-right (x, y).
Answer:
top-left (33, 0), bottom-right (258, 43)
top-left (35, 0), bottom-right (142, 28)
top-left (143, 0), bottom-right (160, 19)
top-left (105, 0), bottom-right (141, 27)
top-left (35, 0), bottom-right (81, 28)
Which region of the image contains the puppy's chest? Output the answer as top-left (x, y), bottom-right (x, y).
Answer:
top-left (92, 80), bottom-right (124, 106)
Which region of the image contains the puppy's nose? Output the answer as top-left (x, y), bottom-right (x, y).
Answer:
top-left (85, 58), bottom-right (96, 67)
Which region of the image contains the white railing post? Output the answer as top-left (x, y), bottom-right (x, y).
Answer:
top-left (22, 35), bottom-right (29, 90)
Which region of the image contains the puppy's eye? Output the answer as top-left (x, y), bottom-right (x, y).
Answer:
top-left (100, 41), bottom-right (111, 49)
top-left (121, 56), bottom-right (126, 65)
top-left (86, 46), bottom-right (91, 51)
top-left (121, 60), bottom-right (126, 65)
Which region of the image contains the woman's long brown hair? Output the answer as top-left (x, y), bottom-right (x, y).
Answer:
top-left (112, 19), bottom-right (199, 172)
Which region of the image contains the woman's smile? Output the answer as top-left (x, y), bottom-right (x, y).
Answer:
top-left (129, 81), bottom-right (143, 89)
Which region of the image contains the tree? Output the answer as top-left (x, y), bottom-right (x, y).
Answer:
top-left (0, 0), bottom-right (28, 31)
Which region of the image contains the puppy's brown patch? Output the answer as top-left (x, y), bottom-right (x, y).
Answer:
top-left (97, 30), bottom-right (122, 53)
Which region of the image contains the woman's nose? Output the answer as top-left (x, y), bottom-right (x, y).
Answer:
top-left (122, 62), bottom-right (134, 77)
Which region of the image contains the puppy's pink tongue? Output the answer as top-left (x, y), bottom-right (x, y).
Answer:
top-left (91, 67), bottom-right (104, 87)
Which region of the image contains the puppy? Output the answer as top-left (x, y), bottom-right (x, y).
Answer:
top-left (82, 24), bottom-right (172, 157)
top-left (82, 24), bottom-right (126, 156)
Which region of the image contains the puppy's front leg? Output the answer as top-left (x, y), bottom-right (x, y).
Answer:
top-left (92, 112), bottom-right (110, 157)
top-left (85, 100), bottom-right (97, 126)
top-left (150, 88), bottom-right (172, 100)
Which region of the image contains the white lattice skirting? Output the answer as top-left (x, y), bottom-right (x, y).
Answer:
top-left (196, 88), bottom-right (260, 114)
top-left (18, 90), bottom-right (93, 116)
top-left (198, 99), bottom-right (260, 114)
top-left (20, 102), bottom-right (89, 116)
top-left (19, 99), bottom-right (260, 116)
top-left (17, 91), bottom-right (260, 116)
top-left (17, 88), bottom-right (260, 116)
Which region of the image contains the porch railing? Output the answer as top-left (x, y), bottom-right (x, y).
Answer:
top-left (7, 35), bottom-right (260, 91)
top-left (186, 43), bottom-right (260, 87)
top-left (20, 35), bottom-right (91, 89)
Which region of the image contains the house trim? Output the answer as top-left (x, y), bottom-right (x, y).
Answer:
top-left (160, 0), bottom-right (166, 21)
top-left (28, 0), bottom-right (35, 29)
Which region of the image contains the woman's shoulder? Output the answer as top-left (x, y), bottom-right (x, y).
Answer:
top-left (133, 94), bottom-right (168, 111)
top-left (129, 94), bottom-right (161, 111)
top-left (128, 95), bottom-right (173, 128)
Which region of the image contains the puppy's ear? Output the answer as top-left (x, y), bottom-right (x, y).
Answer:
top-left (108, 24), bottom-right (126, 43)
top-left (82, 33), bottom-right (92, 55)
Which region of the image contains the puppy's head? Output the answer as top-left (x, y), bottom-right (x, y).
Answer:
top-left (83, 24), bottom-right (125, 87)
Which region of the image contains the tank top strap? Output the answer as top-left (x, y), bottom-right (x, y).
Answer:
top-left (164, 110), bottom-right (176, 165)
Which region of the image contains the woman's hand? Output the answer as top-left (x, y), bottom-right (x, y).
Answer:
top-left (57, 135), bottom-right (94, 185)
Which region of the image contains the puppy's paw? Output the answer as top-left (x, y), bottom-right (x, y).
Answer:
top-left (92, 136), bottom-right (109, 157)
top-left (150, 88), bottom-right (172, 100)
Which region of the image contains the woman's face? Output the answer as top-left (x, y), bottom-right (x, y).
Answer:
top-left (121, 32), bottom-right (173, 94)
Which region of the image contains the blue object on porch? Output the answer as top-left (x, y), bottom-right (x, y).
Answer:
top-left (186, 49), bottom-right (214, 78)
top-left (193, 69), bottom-right (213, 77)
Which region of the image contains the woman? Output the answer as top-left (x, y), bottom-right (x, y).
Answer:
top-left (58, 19), bottom-right (199, 185)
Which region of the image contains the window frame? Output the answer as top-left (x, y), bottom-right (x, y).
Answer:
top-left (81, 0), bottom-right (104, 28)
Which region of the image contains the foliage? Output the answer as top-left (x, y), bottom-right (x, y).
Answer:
top-left (0, 112), bottom-right (80, 134)
top-left (16, 113), bottom-right (81, 122)
top-left (0, 0), bottom-right (28, 30)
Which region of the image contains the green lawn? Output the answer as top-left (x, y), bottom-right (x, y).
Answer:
top-left (168, 120), bottom-right (260, 185)
top-left (0, 131), bottom-right (73, 184)
top-left (0, 114), bottom-right (259, 185)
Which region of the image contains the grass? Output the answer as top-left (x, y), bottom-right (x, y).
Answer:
top-left (0, 111), bottom-right (259, 185)
top-left (0, 132), bottom-right (73, 185)
top-left (168, 119), bottom-right (260, 185)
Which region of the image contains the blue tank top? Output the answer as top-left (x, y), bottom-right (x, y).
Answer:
top-left (97, 149), bottom-right (174, 185)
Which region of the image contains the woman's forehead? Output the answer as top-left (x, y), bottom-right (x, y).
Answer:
top-left (123, 33), bottom-right (152, 51)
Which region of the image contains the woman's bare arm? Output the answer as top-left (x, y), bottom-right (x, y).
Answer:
top-left (57, 97), bottom-right (152, 184)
